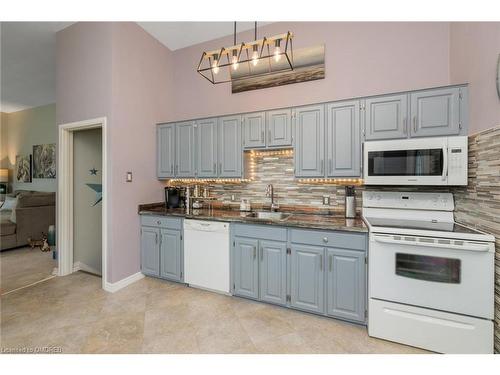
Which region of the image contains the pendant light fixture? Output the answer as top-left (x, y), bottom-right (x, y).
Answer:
top-left (197, 22), bottom-right (294, 85)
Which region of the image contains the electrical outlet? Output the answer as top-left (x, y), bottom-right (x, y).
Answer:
top-left (322, 195), bottom-right (330, 205)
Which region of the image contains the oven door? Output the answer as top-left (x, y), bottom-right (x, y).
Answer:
top-left (364, 138), bottom-right (448, 185)
top-left (369, 233), bottom-right (494, 319)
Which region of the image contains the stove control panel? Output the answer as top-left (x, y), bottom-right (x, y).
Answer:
top-left (363, 191), bottom-right (454, 211)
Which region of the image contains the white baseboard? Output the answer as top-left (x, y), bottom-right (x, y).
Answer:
top-left (73, 261), bottom-right (102, 276)
top-left (103, 272), bottom-right (144, 293)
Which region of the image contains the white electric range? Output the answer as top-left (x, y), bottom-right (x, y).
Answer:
top-left (362, 191), bottom-right (495, 354)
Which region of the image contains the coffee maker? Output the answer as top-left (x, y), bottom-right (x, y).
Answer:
top-left (164, 187), bottom-right (185, 208)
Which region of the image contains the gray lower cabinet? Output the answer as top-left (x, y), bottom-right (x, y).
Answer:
top-left (196, 118), bottom-right (218, 177)
top-left (326, 248), bottom-right (365, 322)
top-left (218, 115), bottom-right (242, 177)
top-left (157, 123), bottom-right (176, 179)
top-left (140, 227), bottom-right (160, 277)
top-left (159, 228), bottom-right (182, 282)
top-left (364, 94), bottom-right (408, 140)
top-left (326, 100), bottom-right (361, 177)
top-left (290, 244), bottom-right (325, 314)
top-left (233, 237), bottom-right (259, 299)
top-left (410, 87), bottom-right (461, 137)
top-left (175, 121), bottom-right (196, 177)
top-left (243, 112), bottom-right (266, 149)
top-left (267, 109), bottom-right (292, 148)
top-left (294, 104), bottom-right (325, 177)
top-left (140, 216), bottom-right (183, 282)
top-left (259, 240), bottom-right (287, 305)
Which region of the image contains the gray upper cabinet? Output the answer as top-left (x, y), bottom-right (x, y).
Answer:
top-left (364, 94), bottom-right (408, 140)
top-left (159, 228), bottom-right (182, 282)
top-left (233, 237), bottom-right (259, 299)
top-left (267, 109), bottom-right (292, 148)
top-left (290, 244), bottom-right (325, 314)
top-left (157, 124), bottom-right (175, 179)
top-left (218, 115), bottom-right (242, 177)
top-left (294, 105), bottom-right (325, 177)
top-left (410, 87), bottom-right (461, 138)
top-left (326, 248), bottom-right (366, 323)
top-left (243, 112), bottom-right (266, 149)
top-left (141, 227), bottom-right (160, 277)
top-left (326, 100), bottom-right (361, 177)
top-left (175, 121), bottom-right (196, 177)
top-left (196, 118), bottom-right (218, 177)
top-left (259, 240), bottom-right (287, 306)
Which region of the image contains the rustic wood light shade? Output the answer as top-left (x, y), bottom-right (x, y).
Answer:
top-left (197, 32), bottom-right (294, 84)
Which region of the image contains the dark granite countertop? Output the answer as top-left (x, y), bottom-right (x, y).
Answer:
top-left (138, 203), bottom-right (367, 233)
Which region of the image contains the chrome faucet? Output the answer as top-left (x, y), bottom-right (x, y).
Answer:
top-left (265, 184), bottom-right (279, 212)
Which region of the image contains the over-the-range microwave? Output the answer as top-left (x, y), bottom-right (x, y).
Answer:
top-left (363, 136), bottom-right (468, 186)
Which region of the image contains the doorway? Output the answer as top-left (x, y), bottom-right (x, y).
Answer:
top-left (57, 117), bottom-right (108, 289)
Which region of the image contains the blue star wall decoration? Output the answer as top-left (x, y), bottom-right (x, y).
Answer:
top-left (89, 167), bottom-right (99, 175)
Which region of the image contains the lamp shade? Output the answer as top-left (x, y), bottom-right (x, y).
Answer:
top-left (0, 169), bottom-right (8, 183)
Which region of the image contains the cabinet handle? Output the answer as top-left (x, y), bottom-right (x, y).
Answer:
top-left (219, 162), bottom-right (222, 175)
top-left (170, 164), bottom-right (173, 174)
top-left (261, 130), bottom-right (264, 142)
top-left (260, 246), bottom-right (263, 261)
top-left (321, 160), bottom-right (324, 174)
top-left (329, 159), bottom-right (333, 174)
top-left (403, 117), bottom-right (407, 135)
top-left (329, 255), bottom-right (332, 272)
top-left (155, 233), bottom-right (158, 244)
top-left (323, 237), bottom-right (328, 243)
top-left (319, 254), bottom-right (323, 271)
top-left (413, 116), bottom-right (417, 133)
top-left (213, 162), bottom-right (216, 173)
top-left (253, 247), bottom-right (256, 260)
top-left (268, 130), bottom-right (271, 143)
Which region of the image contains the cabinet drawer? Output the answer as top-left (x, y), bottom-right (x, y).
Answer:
top-left (140, 215), bottom-right (182, 230)
top-left (290, 229), bottom-right (366, 251)
top-left (233, 224), bottom-right (287, 241)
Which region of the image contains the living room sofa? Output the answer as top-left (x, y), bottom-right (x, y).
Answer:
top-left (1, 191), bottom-right (55, 251)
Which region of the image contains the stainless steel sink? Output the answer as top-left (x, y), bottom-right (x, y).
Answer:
top-left (246, 211), bottom-right (291, 221)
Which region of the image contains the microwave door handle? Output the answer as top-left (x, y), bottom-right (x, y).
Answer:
top-left (442, 146), bottom-right (448, 181)
top-left (372, 234), bottom-right (491, 252)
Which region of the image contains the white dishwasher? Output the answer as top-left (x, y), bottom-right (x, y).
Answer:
top-left (183, 220), bottom-right (230, 294)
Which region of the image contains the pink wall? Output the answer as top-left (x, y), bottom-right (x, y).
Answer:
top-left (450, 22), bottom-right (500, 135)
top-left (172, 22), bottom-right (451, 121)
top-left (109, 23), bottom-right (174, 282)
top-left (57, 22), bottom-right (174, 283)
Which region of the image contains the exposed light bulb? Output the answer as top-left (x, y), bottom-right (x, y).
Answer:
top-left (232, 51), bottom-right (239, 70)
top-left (212, 54), bottom-right (219, 74)
top-left (274, 39), bottom-right (282, 62)
top-left (252, 45), bottom-right (259, 66)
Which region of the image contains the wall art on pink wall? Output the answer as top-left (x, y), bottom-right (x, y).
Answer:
top-left (231, 44), bottom-right (325, 94)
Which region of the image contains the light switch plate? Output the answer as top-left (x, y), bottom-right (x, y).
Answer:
top-left (322, 195), bottom-right (330, 205)
top-left (126, 172), bottom-right (133, 182)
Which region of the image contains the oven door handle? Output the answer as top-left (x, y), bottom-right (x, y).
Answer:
top-left (372, 234), bottom-right (491, 252)
top-left (442, 146), bottom-right (448, 182)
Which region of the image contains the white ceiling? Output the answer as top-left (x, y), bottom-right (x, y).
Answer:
top-left (1, 22), bottom-right (72, 113)
top-left (137, 22), bottom-right (272, 51)
top-left (0, 22), bottom-right (271, 113)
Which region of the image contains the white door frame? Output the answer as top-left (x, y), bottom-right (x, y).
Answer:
top-left (57, 117), bottom-right (108, 290)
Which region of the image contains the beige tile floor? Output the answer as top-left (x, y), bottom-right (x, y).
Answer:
top-left (0, 272), bottom-right (428, 354)
top-left (1, 247), bottom-right (56, 294)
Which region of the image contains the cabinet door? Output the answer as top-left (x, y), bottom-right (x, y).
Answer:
top-left (141, 227), bottom-right (160, 276)
top-left (175, 121), bottom-right (196, 177)
top-left (218, 115), bottom-right (242, 177)
top-left (290, 244), bottom-right (324, 314)
top-left (267, 109), bottom-right (292, 148)
top-left (326, 248), bottom-right (366, 323)
top-left (159, 228), bottom-right (182, 282)
top-left (196, 118), bottom-right (218, 177)
top-left (259, 240), bottom-right (287, 306)
top-left (294, 105), bottom-right (325, 177)
top-left (157, 124), bottom-right (175, 178)
top-left (410, 87), bottom-right (460, 137)
top-left (243, 112), bottom-right (266, 149)
top-left (365, 94), bottom-right (408, 140)
top-left (326, 100), bottom-right (361, 177)
top-left (233, 237), bottom-right (259, 299)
